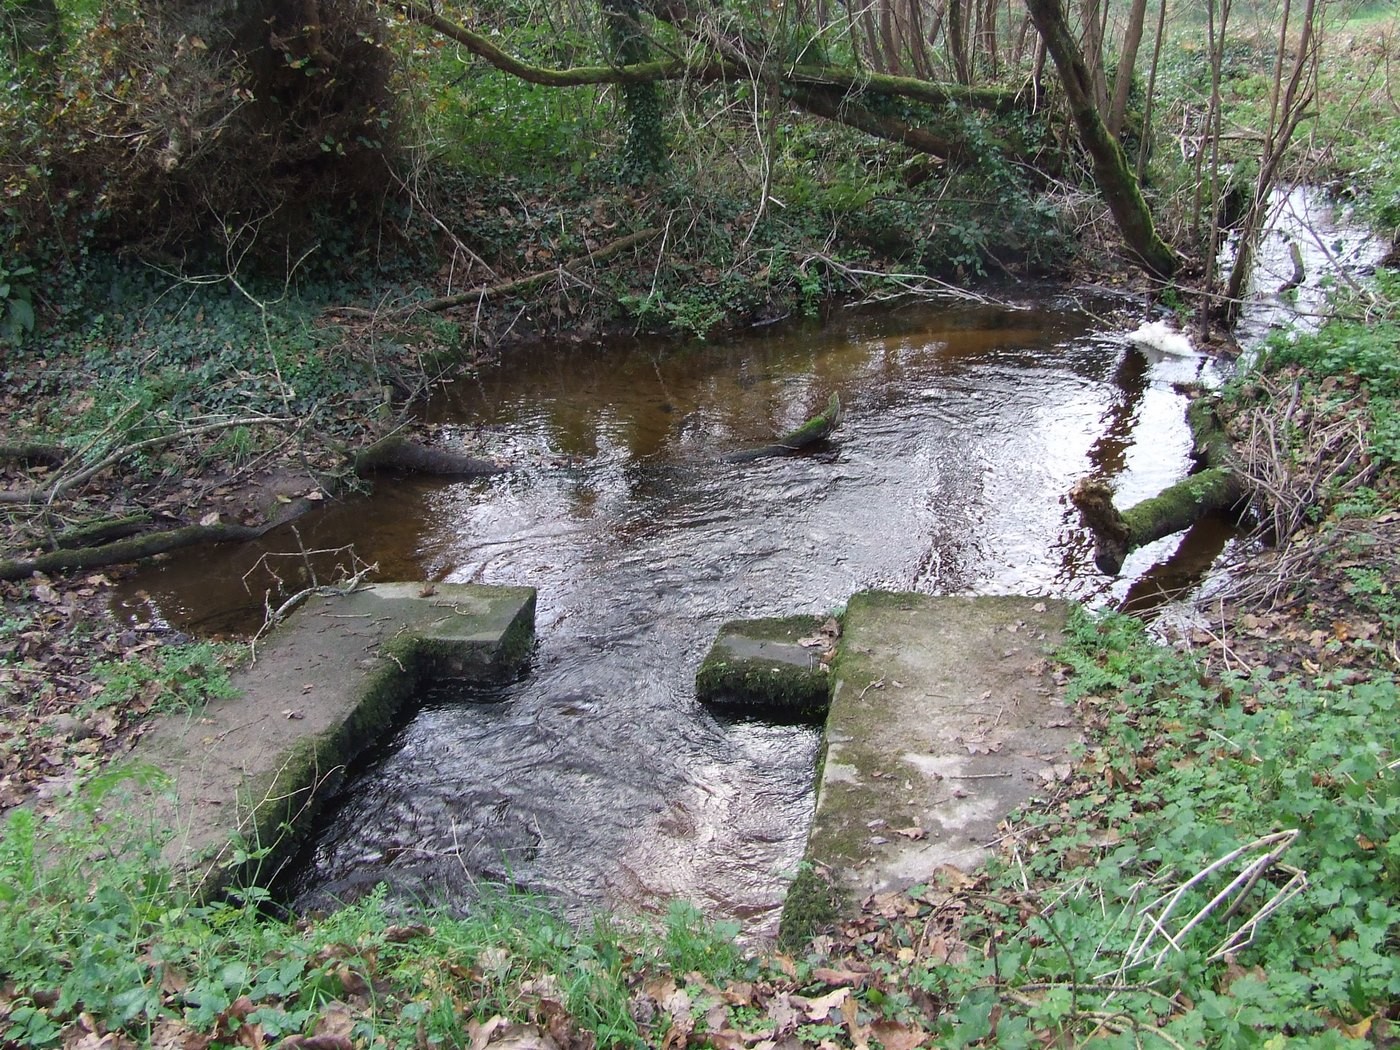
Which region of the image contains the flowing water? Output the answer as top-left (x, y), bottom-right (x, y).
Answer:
top-left (113, 189), bottom-right (1378, 933)
top-left (117, 292), bottom-right (1235, 934)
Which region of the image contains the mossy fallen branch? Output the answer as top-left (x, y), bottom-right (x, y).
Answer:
top-left (724, 392), bottom-right (843, 463)
top-left (49, 514), bottom-right (153, 550)
top-left (394, 1), bottom-right (1027, 113)
top-left (1071, 396), bottom-right (1248, 574)
top-left (0, 522), bottom-right (269, 582)
top-left (0, 441), bottom-right (69, 466)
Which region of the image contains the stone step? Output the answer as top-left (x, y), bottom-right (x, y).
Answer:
top-left (114, 582), bottom-right (536, 894)
top-left (783, 592), bottom-right (1078, 940)
top-left (694, 615), bottom-right (836, 723)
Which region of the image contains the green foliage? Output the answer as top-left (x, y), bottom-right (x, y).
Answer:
top-left (0, 258), bottom-right (36, 344)
top-left (0, 770), bottom-right (760, 1048)
top-left (88, 642), bottom-right (238, 717)
top-left (1253, 281), bottom-right (1400, 467)
top-left (953, 606), bottom-right (1400, 1043)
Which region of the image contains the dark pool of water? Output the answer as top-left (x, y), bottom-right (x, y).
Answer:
top-left (116, 295), bottom-right (1234, 935)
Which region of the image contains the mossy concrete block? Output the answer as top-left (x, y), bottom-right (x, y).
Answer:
top-left (115, 582), bottom-right (536, 896)
top-left (695, 615), bottom-right (832, 723)
top-left (790, 591), bottom-right (1079, 930)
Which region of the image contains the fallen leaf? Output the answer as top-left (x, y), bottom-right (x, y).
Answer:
top-left (383, 924), bottom-right (432, 943)
top-left (809, 967), bottom-right (869, 988)
top-left (199, 511), bottom-right (220, 527)
top-left (870, 1020), bottom-right (925, 1050)
top-left (793, 987), bottom-right (850, 1023)
top-left (278, 1036), bottom-right (351, 1050)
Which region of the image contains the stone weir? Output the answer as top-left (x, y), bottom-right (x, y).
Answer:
top-left (696, 591), bottom-right (1079, 941)
top-left (117, 582), bottom-right (536, 895)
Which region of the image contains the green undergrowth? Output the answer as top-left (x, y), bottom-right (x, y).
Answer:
top-left (0, 768), bottom-right (751, 1048)
top-left (88, 642), bottom-right (238, 719)
top-left (951, 606), bottom-right (1399, 1046)
top-left (1252, 271), bottom-right (1400, 468)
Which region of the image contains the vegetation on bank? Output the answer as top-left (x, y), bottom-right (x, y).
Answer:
top-left (3, 0), bottom-right (1400, 1046)
top-left (4, 276), bottom-right (1399, 1045)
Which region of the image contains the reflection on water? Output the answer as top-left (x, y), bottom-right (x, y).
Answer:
top-left (116, 297), bottom-right (1223, 935)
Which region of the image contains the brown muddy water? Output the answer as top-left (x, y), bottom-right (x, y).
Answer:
top-left (116, 294), bottom-right (1236, 935)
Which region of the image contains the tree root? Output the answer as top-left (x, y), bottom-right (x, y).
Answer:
top-left (353, 435), bottom-right (506, 477)
top-left (1070, 395), bottom-right (1249, 575)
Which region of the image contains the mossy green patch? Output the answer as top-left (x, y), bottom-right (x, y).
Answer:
top-left (695, 615), bottom-right (832, 723)
top-left (778, 862), bottom-right (847, 950)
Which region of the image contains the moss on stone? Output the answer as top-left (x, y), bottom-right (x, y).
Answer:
top-left (180, 584), bottom-right (538, 898)
top-left (778, 862), bottom-right (847, 951)
top-left (695, 615), bottom-right (832, 723)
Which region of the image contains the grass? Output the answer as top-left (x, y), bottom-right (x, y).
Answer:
top-left (0, 767), bottom-right (753, 1048)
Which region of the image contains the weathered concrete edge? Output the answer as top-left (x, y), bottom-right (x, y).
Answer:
top-left (197, 586), bottom-right (537, 897)
top-left (778, 590), bottom-right (1071, 947)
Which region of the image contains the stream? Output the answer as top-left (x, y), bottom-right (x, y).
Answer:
top-left (114, 190), bottom-right (1381, 936)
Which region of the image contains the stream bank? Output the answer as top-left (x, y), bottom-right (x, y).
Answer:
top-left (108, 294), bottom-right (1233, 936)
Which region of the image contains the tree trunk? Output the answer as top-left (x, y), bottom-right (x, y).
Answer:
top-left (948, 0), bottom-right (972, 83)
top-left (1080, 0), bottom-right (1109, 112)
top-left (602, 0), bottom-right (668, 178)
top-left (1107, 0), bottom-right (1147, 137)
top-left (1023, 0), bottom-right (1179, 278)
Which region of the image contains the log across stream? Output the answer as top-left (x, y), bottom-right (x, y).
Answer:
top-left (116, 297), bottom-right (1237, 934)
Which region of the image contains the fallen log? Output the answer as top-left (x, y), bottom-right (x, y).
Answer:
top-left (353, 436), bottom-right (506, 478)
top-left (1070, 396), bottom-right (1249, 575)
top-left (0, 521), bottom-right (268, 582)
top-left (723, 392), bottom-right (843, 463)
top-left (49, 513), bottom-right (153, 550)
top-left (0, 441), bottom-right (69, 467)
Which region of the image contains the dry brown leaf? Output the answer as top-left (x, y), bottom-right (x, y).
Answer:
top-left (148, 1019), bottom-right (212, 1050)
top-left (766, 993), bottom-right (799, 1037)
top-left (809, 967), bottom-right (869, 989)
top-left (658, 987), bottom-right (693, 1050)
top-left (870, 1020), bottom-right (924, 1050)
top-left (476, 1021), bottom-right (559, 1050)
top-left (792, 987), bottom-right (849, 1023)
top-left (383, 924), bottom-right (432, 943)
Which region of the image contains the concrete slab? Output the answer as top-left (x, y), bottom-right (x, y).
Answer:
top-left (116, 582), bottom-right (536, 893)
top-left (805, 591), bottom-right (1078, 902)
top-left (695, 616), bottom-right (835, 723)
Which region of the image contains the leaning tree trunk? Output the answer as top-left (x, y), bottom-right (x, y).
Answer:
top-left (1024, 0), bottom-right (1179, 279)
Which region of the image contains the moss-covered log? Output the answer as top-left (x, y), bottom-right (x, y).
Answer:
top-left (49, 514), bottom-right (153, 551)
top-left (1071, 394), bottom-right (1248, 575)
top-left (0, 522), bottom-right (268, 582)
top-left (0, 441), bottom-right (68, 466)
top-left (724, 392), bottom-right (843, 463)
top-left (1071, 469), bottom-right (1245, 575)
